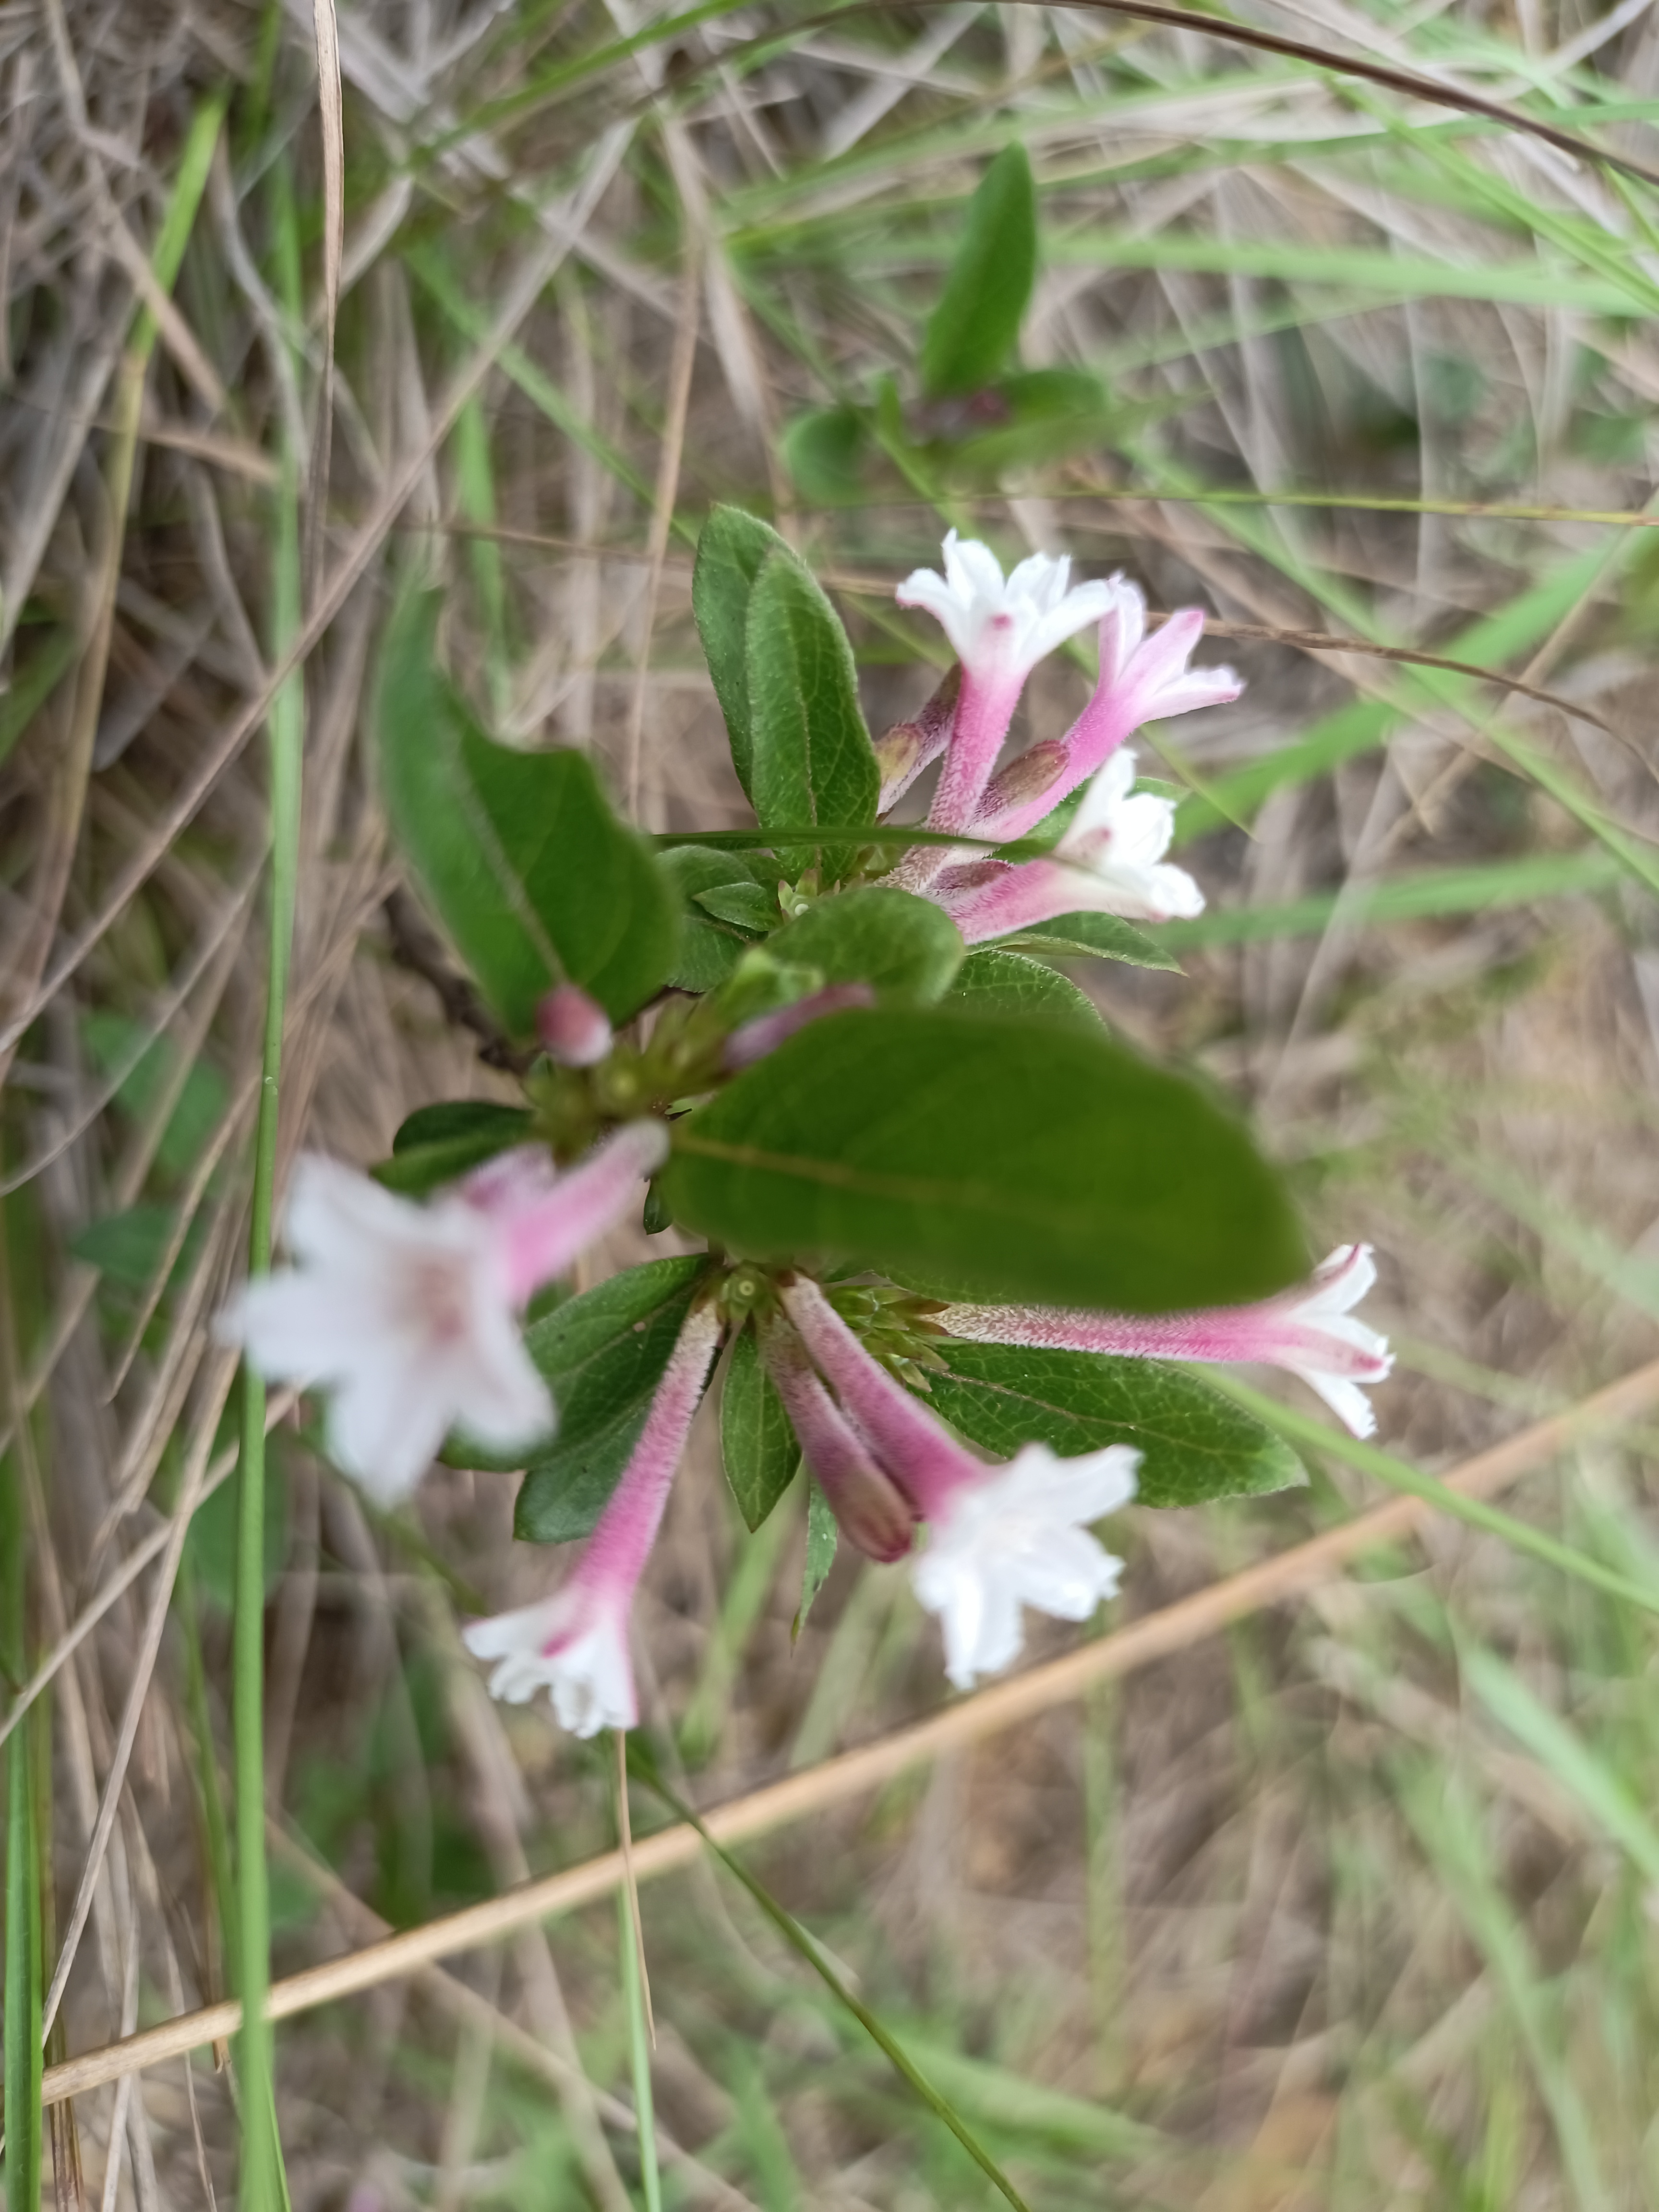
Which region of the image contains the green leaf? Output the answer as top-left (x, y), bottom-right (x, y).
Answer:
top-left (696, 880), bottom-right (780, 931)
top-left (692, 505), bottom-right (794, 802)
top-left (946, 947), bottom-right (1102, 1031)
top-left (720, 1329), bottom-right (801, 1530)
top-left (927, 1341), bottom-right (1304, 1507)
top-left (768, 887), bottom-right (963, 1005)
top-left (507, 1258), bottom-right (710, 1542)
top-left (376, 590), bottom-right (679, 1033)
top-left (920, 144), bottom-right (1038, 399)
top-left (744, 549), bottom-right (879, 880)
top-left (661, 843), bottom-right (772, 991)
top-left (781, 405), bottom-right (867, 504)
top-left (794, 1479), bottom-right (839, 1637)
top-left (663, 1007), bottom-right (1305, 1311)
top-left (1004, 912), bottom-right (1181, 972)
top-left (70, 1202), bottom-right (188, 1288)
top-left (374, 1100), bottom-right (535, 1195)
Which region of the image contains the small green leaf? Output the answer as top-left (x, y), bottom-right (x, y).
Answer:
top-left (506, 1258), bottom-right (711, 1541)
top-left (661, 844), bottom-right (770, 990)
top-left (781, 405), bottom-right (867, 504)
top-left (920, 144), bottom-right (1038, 399)
top-left (376, 590), bottom-right (679, 1033)
top-left (696, 880), bottom-right (780, 932)
top-left (374, 1100), bottom-right (535, 1194)
top-left (928, 1341), bottom-right (1305, 1506)
top-left (946, 947), bottom-right (1102, 1031)
top-left (768, 886), bottom-right (964, 1005)
top-left (720, 1328), bottom-right (801, 1531)
top-left (745, 549), bottom-right (879, 880)
top-left (663, 1007), bottom-right (1305, 1311)
top-left (793, 1479), bottom-right (839, 1638)
top-left (1004, 912), bottom-right (1181, 972)
top-left (692, 505), bottom-right (793, 802)
top-left (70, 1202), bottom-right (186, 1288)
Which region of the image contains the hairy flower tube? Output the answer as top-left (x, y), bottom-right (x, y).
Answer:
top-left (969, 580), bottom-right (1242, 845)
top-left (927, 748), bottom-right (1204, 945)
top-left (896, 531), bottom-right (1114, 837)
top-left (463, 1300), bottom-right (724, 1734)
top-left (938, 1244), bottom-right (1394, 1439)
top-left (221, 1120), bottom-right (669, 1503)
top-left (780, 1278), bottom-right (1139, 1689)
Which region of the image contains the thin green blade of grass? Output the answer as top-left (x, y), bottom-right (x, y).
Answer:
top-left (230, 147), bottom-right (306, 2212)
top-left (2, 1446), bottom-right (43, 2202)
top-left (1398, 1766), bottom-right (1612, 2212)
top-left (1156, 849), bottom-right (1622, 949)
top-left (1457, 1641), bottom-right (1659, 1888)
top-left (1209, 1378), bottom-right (1659, 1623)
top-left (633, 1755), bottom-right (1034, 2212)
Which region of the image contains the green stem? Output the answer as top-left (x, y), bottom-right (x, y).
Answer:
top-left (616, 1745), bottom-right (662, 2212)
top-left (232, 152), bottom-right (305, 2212)
top-left (2, 1443), bottom-right (43, 2208)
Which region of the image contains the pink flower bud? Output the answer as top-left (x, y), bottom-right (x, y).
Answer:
top-left (723, 983), bottom-right (876, 1070)
top-left (537, 985), bottom-right (613, 1067)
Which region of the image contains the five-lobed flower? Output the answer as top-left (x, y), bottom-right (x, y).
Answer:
top-left (221, 1119), bottom-right (668, 1504)
top-left (781, 1278), bottom-right (1139, 1689)
top-left (927, 747), bottom-right (1204, 946)
top-left (896, 531), bottom-right (1115, 837)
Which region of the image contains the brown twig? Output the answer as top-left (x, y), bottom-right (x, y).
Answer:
top-left (37, 1352), bottom-right (1659, 2112)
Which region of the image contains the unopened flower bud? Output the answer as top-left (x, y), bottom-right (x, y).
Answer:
top-left (875, 664), bottom-right (962, 811)
top-left (537, 985), bottom-right (613, 1067)
top-left (757, 1316), bottom-right (915, 1564)
top-left (974, 739), bottom-right (1068, 829)
top-left (723, 983), bottom-right (875, 1070)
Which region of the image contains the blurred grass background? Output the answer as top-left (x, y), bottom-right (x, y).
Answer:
top-left (8, 0), bottom-right (1659, 2204)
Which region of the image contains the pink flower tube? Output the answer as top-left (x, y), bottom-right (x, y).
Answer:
top-left (938, 1244), bottom-right (1393, 1439)
top-left (463, 1299), bottom-right (724, 1735)
top-left (969, 585), bottom-right (1241, 845)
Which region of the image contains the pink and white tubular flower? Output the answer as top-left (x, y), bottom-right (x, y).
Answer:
top-left (938, 1244), bottom-right (1394, 1440)
top-left (969, 582), bottom-right (1242, 846)
top-left (220, 1120), bottom-right (669, 1505)
top-left (929, 748), bottom-right (1204, 946)
top-left (896, 532), bottom-right (1115, 837)
top-left (463, 1301), bottom-right (723, 1735)
top-left (780, 1278), bottom-right (1139, 1690)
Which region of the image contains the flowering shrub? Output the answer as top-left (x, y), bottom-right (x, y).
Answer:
top-left (228, 519), bottom-right (1391, 1737)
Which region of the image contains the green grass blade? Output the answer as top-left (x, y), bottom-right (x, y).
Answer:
top-left (1211, 1378), bottom-right (1659, 1622)
top-left (635, 1755), bottom-right (1034, 2212)
top-left (231, 149), bottom-right (306, 2212)
top-left (2, 1445), bottom-right (43, 2208)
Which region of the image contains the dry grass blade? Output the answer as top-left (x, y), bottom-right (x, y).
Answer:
top-left (39, 1352), bottom-right (1659, 2109)
top-left (0, 124), bottom-right (632, 1062)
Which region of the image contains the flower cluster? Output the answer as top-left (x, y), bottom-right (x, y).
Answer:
top-left (220, 521), bottom-right (1393, 1746)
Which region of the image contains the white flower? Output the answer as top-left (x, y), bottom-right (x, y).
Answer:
top-left (897, 530), bottom-right (1114, 687)
top-left (222, 1156), bottom-right (552, 1505)
top-left (1054, 747), bottom-right (1204, 922)
top-left (911, 1443), bottom-right (1139, 1690)
top-left (463, 1586), bottom-right (635, 1736)
top-left (1274, 1245), bottom-right (1394, 1439)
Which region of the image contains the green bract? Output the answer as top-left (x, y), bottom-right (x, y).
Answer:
top-left (720, 1329), bottom-right (801, 1531)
